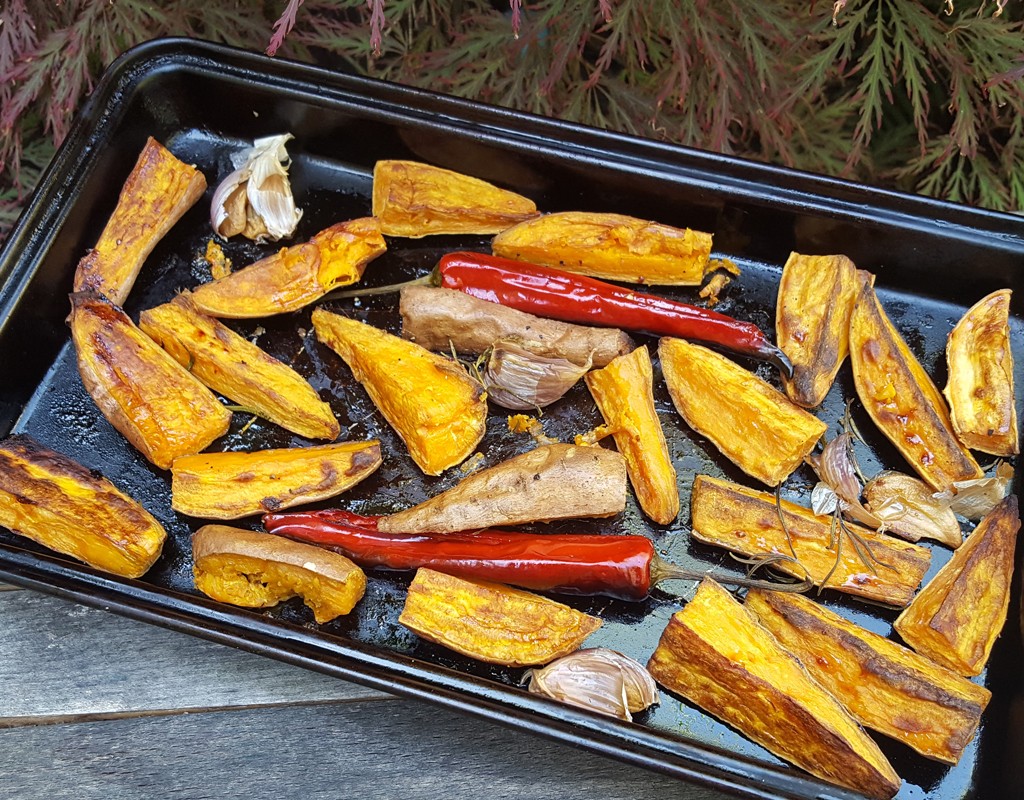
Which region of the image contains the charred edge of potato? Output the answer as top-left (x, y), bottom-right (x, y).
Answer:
top-left (0, 434), bottom-right (167, 578)
top-left (398, 567), bottom-right (601, 667)
top-left (192, 524), bottom-right (366, 623)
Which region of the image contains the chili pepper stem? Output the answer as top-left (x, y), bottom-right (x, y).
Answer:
top-left (321, 268), bottom-right (439, 301)
top-left (650, 555), bottom-right (812, 594)
top-left (762, 343), bottom-right (795, 380)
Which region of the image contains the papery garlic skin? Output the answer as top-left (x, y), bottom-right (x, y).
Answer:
top-left (935, 461), bottom-right (1015, 521)
top-left (483, 343), bottom-right (591, 410)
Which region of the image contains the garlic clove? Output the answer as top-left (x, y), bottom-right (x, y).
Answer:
top-left (483, 343), bottom-right (591, 410)
top-left (936, 461), bottom-right (1014, 521)
top-left (864, 471), bottom-right (962, 548)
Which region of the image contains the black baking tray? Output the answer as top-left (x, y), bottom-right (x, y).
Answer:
top-left (1, 38), bottom-right (1022, 800)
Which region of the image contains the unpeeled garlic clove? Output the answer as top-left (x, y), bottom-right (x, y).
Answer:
top-left (864, 471), bottom-right (962, 548)
top-left (935, 461), bottom-right (1015, 521)
top-left (483, 343), bottom-right (591, 410)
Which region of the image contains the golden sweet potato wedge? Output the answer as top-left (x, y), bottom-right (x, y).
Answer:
top-left (944, 289), bottom-right (1019, 456)
top-left (850, 276), bottom-right (982, 492)
top-left (398, 568), bottom-right (601, 667)
top-left (0, 434), bottom-right (167, 578)
top-left (659, 337), bottom-right (826, 486)
top-left (584, 347), bottom-right (678, 524)
top-left (746, 589), bottom-right (990, 764)
top-left (139, 293), bottom-right (339, 441)
top-left (372, 160), bottom-right (538, 237)
top-left (690, 474), bottom-right (931, 607)
top-left (69, 292), bottom-right (232, 469)
top-left (192, 525), bottom-right (365, 622)
top-left (171, 440), bottom-right (382, 519)
top-left (647, 579), bottom-right (900, 800)
top-left (312, 307), bottom-right (487, 475)
top-left (73, 137), bottom-right (207, 306)
top-left (189, 218), bottom-right (386, 318)
top-left (491, 211), bottom-right (714, 285)
top-left (894, 494), bottom-right (1020, 676)
top-left (775, 253), bottom-right (860, 408)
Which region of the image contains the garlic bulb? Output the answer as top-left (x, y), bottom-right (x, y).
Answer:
top-left (864, 471), bottom-right (962, 548)
top-left (526, 648), bottom-right (659, 721)
top-left (483, 343), bottom-right (591, 410)
top-left (210, 134), bottom-right (302, 242)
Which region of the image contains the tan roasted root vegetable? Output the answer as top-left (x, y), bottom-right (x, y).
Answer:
top-left (690, 474), bottom-right (931, 607)
top-left (746, 589), bottom-right (990, 765)
top-left (659, 337), bottom-right (826, 486)
top-left (944, 289), bottom-right (1018, 457)
top-left (70, 292), bottom-right (231, 469)
top-left (139, 293), bottom-right (339, 441)
top-left (491, 210), bottom-right (714, 286)
top-left (171, 440), bottom-right (382, 519)
top-left (849, 276), bottom-right (982, 492)
top-left (312, 307), bottom-right (487, 476)
top-left (192, 525), bottom-right (365, 622)
top-left (775, 253), bottom-right (861, 408)
top-left (647, 579), bottom-right (901, 800)
top-left (372, 160), bottom-right (538, 237)
top-left (400, 285), bottom-right (634, 367)
top-left (73, 137), bottom-right (207, 306)
top-left (189, 218), bottom-right (386, 318)
top-left (378, 443), bottom-right (627, 533)
top-left (863, 471), bottom-right (962, 548)
top-left (584, 346), bottom-right (679, 525)
top-left (0, 435), bottom-right (167, 578)
top-left (398, 567), bottom-right (601, 667)
top-left (894, 494), bottom-right (1020, 676)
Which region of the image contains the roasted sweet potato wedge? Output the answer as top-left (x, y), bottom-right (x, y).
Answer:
top-left (647, 579), bottom-right (901, 800)
top-left (850, 276), bottom-right (982, 492)
top-left (139, 293), bottom-right (339, 441)
top-left (72, 137), bottom-right (207, 306)
top-left (192, 525), bottom-right (366, 622)
top-left (690, 474), bottom-right (931, 607)
top-left (0, 435), bottom-right (167, 578)
top-left (69, 292), bottom-right (232, 469)
top-left (398, 568), bottom-right (601, 667)
top-left (944, 289), bottom-right (1018, 457)
top-left (584, 347), bottom-right (679, 525)
top-left (659, 337), bottom-right (826, 486)
top-left (171, 440), bottom-right (382, 519)
top-left (311, 307), bottom-right (487, 475)
top-left (775, 253), bottom-right (860, 408)
top-left (491, 211), bottom-right (714, 285)
top-left (746, 589), bottom-right (990, 765)
top-left (894, 494), bottom-right (1020, 676)
top-left (189, 218), bottom-right (386, 318)
top-left (372, 160), bottom-right (539, 237)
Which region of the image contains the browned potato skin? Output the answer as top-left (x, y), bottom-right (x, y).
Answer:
top-left (0, 435), bottom-right (167, 578)
top-left (894, 495), bottom-right (1020, 677)
top-left (139, 293), bottom-right (340, 441)
top-left (746, 589), bottom-right (990, 765)
top-left (69, 292), bottom-right (232, 470)
top-left (398, 568), bottom-right (601, 667)
top-left (648, 579), bottom-right (901, 800)
top-left (192, 525), bottom-right (366, 623)
top-left (850, 275), bottom-right (982, 492)
top-left (378, 443), bottom-right (627, 533)
top-left (372, 160), bottom-right (539, 237)
top-left (944, 289), bottom-right (1019, 456)
top-left (690, 474), bottom-right (931, 607)
top-left (171, 440), bottom-right (382, 519)
top-left (400, 285), bottom-right (634, 367)
top-left (73, 137), bottom-right (207, 306)
top-left (775, 253), bottom-right (860, 408)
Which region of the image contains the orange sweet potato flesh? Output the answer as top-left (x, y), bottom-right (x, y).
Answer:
top-left (398, 568), bottom-right (601, 667)
top-left (312, 307), bottom-right (487, 476)
top-left (491, 210), bottom-right (714, 285)
top-left (69, 292), bottom-right (232, 470)
top-left (584, 346), bottom-right (679, 525)
top-left (139, 293), bottom-right (340, 441)
top-left (73, 137), bottom-right (207, 306)
top-left (372, 160), bottom-right (539, 237)
top-left (746, 589), bottom-right (990, 765)
top-left (189, 218), bottom-right (386, 318)
top-left (894, 494), bottom-right (1020, 676)
top-left (690, 474), bottom-right (931, 607)
top-left (647, 579), bottom-right (901, 800)
top-left (0, 434), bottom-right (167, 578)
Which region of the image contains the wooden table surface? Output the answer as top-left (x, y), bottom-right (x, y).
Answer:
top-left (0, 583), bottom-right (735, 800)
